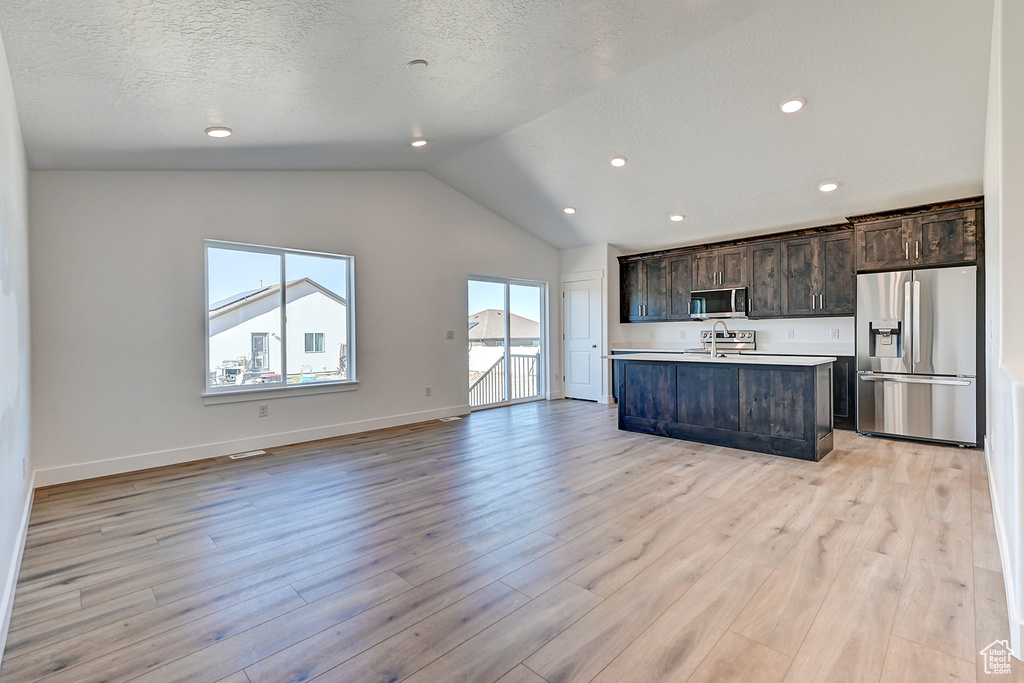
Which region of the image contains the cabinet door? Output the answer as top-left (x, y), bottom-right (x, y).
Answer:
top-left (719, 247), bottom-right (748, 288)
top-left (692, 251), bottom-right (718, 289)
top-left (914, 208), bottom-right (978, 266)
top-left (666, 254), bottom-right (693, 320)
top-left (643, 258), bottom-right (668, 320)
top-left (621, 260), bottom-right (644, 322)
top-left (748, 242), bottom-right (781, 318)
top-left (780, 238), bottom-right (817, 316)
top-left (856, 219), bottom-right (911, 271)
top-left (819, 232), bottom-right (855, 315)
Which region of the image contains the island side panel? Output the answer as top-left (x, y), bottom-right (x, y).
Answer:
top-left (620, 361), bottom-right (677, 426)
top-left (815, 363), bottom-right (835, 459)
top-left (676, 364), bottom-right (739, 430)
top-left (737, 366), bottom-right (808, 441)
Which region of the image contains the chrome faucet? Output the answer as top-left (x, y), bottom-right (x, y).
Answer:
top-left (711, 320), bottom-right (730, 357)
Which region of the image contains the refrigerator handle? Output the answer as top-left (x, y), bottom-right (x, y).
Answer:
top-left (913, 279), bottom-right (921, 363)
top-left (903, 280), bottom-right (912, 366)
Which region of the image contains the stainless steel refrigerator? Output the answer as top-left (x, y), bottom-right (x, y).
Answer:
top-left (856, 266), bottom-right (977, 446)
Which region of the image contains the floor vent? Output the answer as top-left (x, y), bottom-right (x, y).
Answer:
top-left (438, 416), bottom-right (462, 422)
top-left (229, 450), bottom-right (267, 460)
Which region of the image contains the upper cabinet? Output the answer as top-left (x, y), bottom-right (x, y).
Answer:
top-left (780, 230), bottom-right (855, 317)
top-left (852, 199), bottom-right (982, 271)
top-left (747, 241), bottom-right (781, 318)
top-left (616, 197), bottom-right (981, 324)
top-left (665, 253), bottom-right (693, 320)
top-left (620, 257), bottom-right (667, 322)
top-left (693, 246), bottom-right (746, 289)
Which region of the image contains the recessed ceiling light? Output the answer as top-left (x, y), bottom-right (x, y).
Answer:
top-left (205, 126), bottom-right (232, 138)
top-left (411, 138), bottom-right (428, 147)
top-left (818, 181), bottom-right (839, 193)
top-left (610, 156), bottom-right (627, 168)
top-left (407, 59), bottom-right (429, 70)
top-left (780, 98), bottom-right (805, 114)
top-left (563, 207), bottom-right (577, 215)
top-left (670, 214), bottom-right (685, 222)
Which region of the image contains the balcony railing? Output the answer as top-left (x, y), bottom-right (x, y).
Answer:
top-left (469, 352), bottom-right (540, 407)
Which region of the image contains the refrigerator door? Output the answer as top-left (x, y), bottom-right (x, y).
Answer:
top-left (857, 271), bottom-right (913, 374)
top-left (857, 373), bottom-right (977, 445)
top-left (912, 266), bottom-right (976, 376)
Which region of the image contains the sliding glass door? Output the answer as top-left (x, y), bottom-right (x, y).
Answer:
top-left (468, 277), bottom-right (546, 409)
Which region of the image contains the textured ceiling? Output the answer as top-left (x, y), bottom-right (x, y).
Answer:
top-left (0, 0), bottom-right (993, 252)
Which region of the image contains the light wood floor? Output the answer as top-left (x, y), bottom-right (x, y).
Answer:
top-left (1, 400), bottom-right (1021, 682)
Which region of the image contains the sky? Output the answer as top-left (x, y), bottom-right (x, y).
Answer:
top-left (468, 280), bottom-right (542, 322)
top-left (207, 247), bottom-right (348, 305)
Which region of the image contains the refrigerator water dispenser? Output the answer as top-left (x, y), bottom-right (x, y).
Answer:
top-left (869, 319), bottom-right (901, 358)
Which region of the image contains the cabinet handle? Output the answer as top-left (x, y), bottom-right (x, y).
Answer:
top-left (819, 294), bottom-right (824, 309)
top-left (905, 242), bottom-right (909, 260)
top-left (915, 240), bottom-right (920, 259)
top-left (811, 294), bottom-right (816, 310)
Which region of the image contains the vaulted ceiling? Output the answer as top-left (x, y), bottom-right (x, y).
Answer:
top-left (0, 0), bottom-right (993, 251)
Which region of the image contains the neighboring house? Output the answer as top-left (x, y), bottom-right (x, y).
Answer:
top-left (468, 309), bottom-right (542, 400)
top-left (468, 309), bottom-right (540, 348)
top-left (209, 278), bottom-right (348, 383)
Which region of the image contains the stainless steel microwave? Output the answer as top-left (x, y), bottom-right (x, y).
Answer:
top-left (689, 287), bottom-right (748, 319)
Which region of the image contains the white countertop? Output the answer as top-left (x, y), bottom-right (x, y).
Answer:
top-left (611, 346), bottom-right (854, 357)
top-left (607, 352), bottom-right (836, 366)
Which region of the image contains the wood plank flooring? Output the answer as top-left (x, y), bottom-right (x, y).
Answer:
top-left (1, 400), bottom-right (1021, 682)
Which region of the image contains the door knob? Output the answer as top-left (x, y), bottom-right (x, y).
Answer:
top-left (591, 344), bottom-right (597, 348)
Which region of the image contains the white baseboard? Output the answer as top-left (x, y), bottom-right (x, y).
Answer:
top-left (1, 471), bottom-right (35, 660)
top-left (599, 394), bottom-right (615, 405)
top-left (33, 405), bottom-right (471, 488)
top-left (985, 437), bottom-right (1024, 660)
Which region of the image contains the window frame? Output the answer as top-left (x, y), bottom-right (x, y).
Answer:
top-left (304, 332), bottom-right (326, 353)
top-left (204, 240), bottom-right (357, 400)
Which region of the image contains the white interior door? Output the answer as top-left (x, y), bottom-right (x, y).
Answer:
top-left (563, 278), bottom-right (602, 401)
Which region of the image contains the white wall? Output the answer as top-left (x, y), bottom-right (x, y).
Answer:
top-left (0, 29), bottom-right (32, 658)
top-left (29, 171), bottom-right (560, 486)
top-left (984, 0), bottom-right (1024, 657)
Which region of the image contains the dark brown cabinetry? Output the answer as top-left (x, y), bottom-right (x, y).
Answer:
top-left (621, 257), bottom-right (667, 322)
top-left (832, 356), bottom-right (856, 430)
top-left (853, 202), bottom-right (981, 271)
top-left (617, 196), bottom-right (980, 323)
top-left (665, 253), bottom-right (693, 320)
top-left (747, 241), bottom-right (781, 318)
top-left (693, 247), bottom-right (746, 289)
top-left (615, 357), bottom-right (833, 461)
top-left (780, 231), bottom-right (855, 317)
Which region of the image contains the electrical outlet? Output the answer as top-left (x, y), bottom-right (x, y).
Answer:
top-left (425, 386), bottom-right (431, 397)
top-left (679, 330), bottom-right (686, 339)
top-left (446, 330), bottom-right (454, 340)
top-left (831, 328), bottom-right (840, 340)
top-left (787, 329), bottom-right (795, 339)
top-left (258, 403), bottom-right (269, 418)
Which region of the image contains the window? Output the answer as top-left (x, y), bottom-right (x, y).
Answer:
top-left (305, 332), bottom-right (325, 353)
top-left (205, 241), bottom-right (354, 394)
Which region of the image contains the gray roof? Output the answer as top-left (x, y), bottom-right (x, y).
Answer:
top-left (468, 309), bottom-right (539, 340)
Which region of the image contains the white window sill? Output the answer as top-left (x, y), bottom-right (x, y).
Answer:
top-left (203, 380), bottom-right (359, 405)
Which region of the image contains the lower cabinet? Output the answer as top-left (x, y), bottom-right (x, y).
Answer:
top-left (832, 356), bottom-right (857, 430)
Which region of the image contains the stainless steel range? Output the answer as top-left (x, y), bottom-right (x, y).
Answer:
top-left (697, 329), bottom-right (757, 353)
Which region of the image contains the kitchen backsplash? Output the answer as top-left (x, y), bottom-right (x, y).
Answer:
top-left (613, 317), bottom-right (856, 356)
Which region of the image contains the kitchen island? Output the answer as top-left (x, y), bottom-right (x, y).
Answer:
top-left (613, 353), bottom-right (835, 461)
